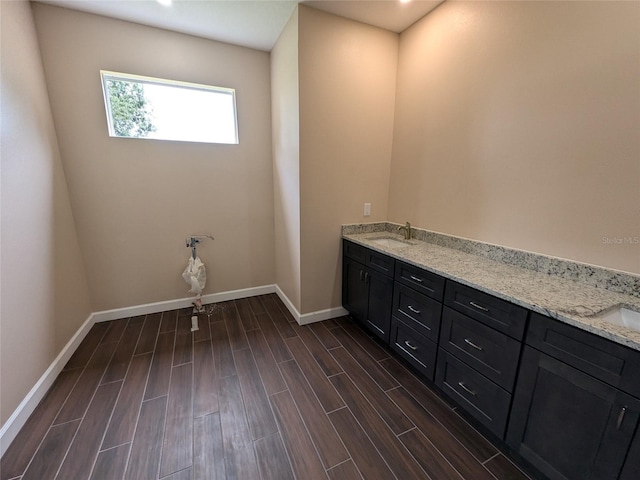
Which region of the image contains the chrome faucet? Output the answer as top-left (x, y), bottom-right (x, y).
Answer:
top-left (398, 222), bottom-right (411, 240)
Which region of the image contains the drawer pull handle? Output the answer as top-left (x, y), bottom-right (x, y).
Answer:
top-left (617, 407), bottom-right (627, 429)
top-left (407, 305), bottom-right (421, 314)
top-left (464, 338), bottom-right (483, 351)
top-left (458, 382), bottom-right (476, 396)
top-left (409, 275), bottom-right (423, 283)
top-left (404, 340), bottom-right (418, 351)
top-left (469, 301), bottom-right (489, 312)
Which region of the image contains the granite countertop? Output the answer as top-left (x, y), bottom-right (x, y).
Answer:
top-left (343, 228), bottom-right (640, 351)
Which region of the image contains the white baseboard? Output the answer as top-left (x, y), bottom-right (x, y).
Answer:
top-left (274, 285), bottom-right (348, 325)
top-left (299, 306), bottom-right (349, 325)
top-left (0, 283), bottom-right (346, 458)
top-left (92, 285), bottom-right (277, 323)
top-left (274, 285), bottom-right (302, 321)
top-left (0, 284), bottom-right (275, 458)
top-left (0, 312), bottom-right (95, 458)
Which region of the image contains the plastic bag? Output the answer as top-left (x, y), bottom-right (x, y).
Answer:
top-left (182, 256), bottom-right (207, 294)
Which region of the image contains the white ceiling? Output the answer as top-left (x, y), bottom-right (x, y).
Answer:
top-left (35, 0), bottom-right (444, 51)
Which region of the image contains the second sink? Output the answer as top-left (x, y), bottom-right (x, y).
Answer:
top-left (598, 307), bottom-right (640, 333)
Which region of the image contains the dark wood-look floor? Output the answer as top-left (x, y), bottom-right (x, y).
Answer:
top-left (1, 294), bottom-right (532, 480)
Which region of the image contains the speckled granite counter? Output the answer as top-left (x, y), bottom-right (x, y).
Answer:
top-left (342, 223), bottom-right (640, 351)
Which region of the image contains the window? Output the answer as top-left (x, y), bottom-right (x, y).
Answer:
top-left (100, 71), bottom-right (238, 144)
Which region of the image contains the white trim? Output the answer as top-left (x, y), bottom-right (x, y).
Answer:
top-left (0, 283), bottom-right (346, 457)
top-left (0, 312), bottom-right (96, 457)
top-left (92, 285), bottom-right (276, 323)
top-left (299, 306), bottom-right (348, 325)
top-left (100, 70), bottom-right (239, 144)
top-left (274, 285), bottom-right (347, 325)
top-left (100, 70), bottom-right (236, 94)
top-left (274, 284), bottom-right (302, 322)
top-left (0, 284), bottom-right (275, 456)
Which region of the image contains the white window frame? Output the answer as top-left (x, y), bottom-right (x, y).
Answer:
top-left (100, 70), bottom-right (239, 144)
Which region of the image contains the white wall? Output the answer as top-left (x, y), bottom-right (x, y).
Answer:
top-left (32, 4), bottom-right (276, 311)
top-left (389, 0), bottom-right (640, 274)
top-left (298, 6), bottom-right (399, 313)
top-left (0, 0), bottom-right (92, 426)
top-left (271, 8), bottom-right (302, 312)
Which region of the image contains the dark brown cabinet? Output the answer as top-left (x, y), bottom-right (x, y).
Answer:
top-left (389, 261), bottom-right (444, 380)
top-left (439, 306), bottom-right (521, 391)
top-left (436, 281), bottom-right (527, 438)
top-left (507, 313), bottom-right (640, 480)
top-left (341, 238), bottom-right (640, 480)
top-left (342, 240), bottom-right (394, 343)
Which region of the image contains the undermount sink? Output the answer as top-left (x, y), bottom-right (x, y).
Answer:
top-left (369, 237), bottom-right (413, 249)
top-left (597, 307), bottom-right (640, 333)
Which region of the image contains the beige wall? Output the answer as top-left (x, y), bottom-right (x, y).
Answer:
top-left (298, 6), bottom-right (398, 313)
top-left (0, 0), bottom-right (92, 425)
top-left (32, 4), bottom-right (275, 311)
top-left (271, 8), bottom-right (302, 311)
top-left (389, 0), bottom-right (640, 274)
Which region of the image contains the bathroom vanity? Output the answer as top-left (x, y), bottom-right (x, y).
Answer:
top-left (342, 224), bottom-right (640, 480)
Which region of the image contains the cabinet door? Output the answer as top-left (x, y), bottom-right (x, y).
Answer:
top-left (507, 347), bottom-right (640, 480)
top-left (619, 427), bottom-right (640, 480)
top-left (342, 257), bottom-right (368, 323)
top-left (365, 269), bottom-right (394, 343)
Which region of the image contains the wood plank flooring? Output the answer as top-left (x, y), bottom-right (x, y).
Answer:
top-left (1, 294), bottom-right (532, 480)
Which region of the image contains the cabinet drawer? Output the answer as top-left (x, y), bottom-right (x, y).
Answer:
top-left (366, 249), bottom-right (395, 276)
top-left (440, 307), bottom-right (521, 391)
top-left (390, 317), bottom-right (438, 380)
top-left (436, 349), bottom-right (511, 438)
top-left (394, 261), bottom-right (445, 301)
top-left (527, 312), bottom-right (640, 398)
top-left (393, 283), bottom-right (443, 342)
top-left (343, 240), bottom-right (366, 263)
top-left (444, 281), bottom-right (528, 340)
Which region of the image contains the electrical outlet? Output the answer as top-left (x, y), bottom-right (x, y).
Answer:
top-left (364, 203), bottom-right (371, 216)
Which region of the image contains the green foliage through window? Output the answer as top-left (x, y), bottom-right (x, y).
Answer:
top-left (106, 80), bottom-right (156, 138)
